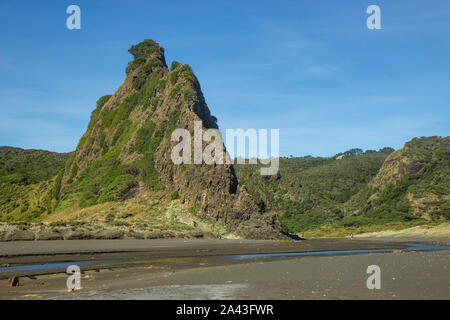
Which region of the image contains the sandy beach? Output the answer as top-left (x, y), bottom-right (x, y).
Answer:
top-left (0, 238), bottom-right (449, 300)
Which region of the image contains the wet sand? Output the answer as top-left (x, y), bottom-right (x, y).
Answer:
top-left (0, 238), bottom-right (449, 299)
top-left (0, 238), bottom-right (416, 270)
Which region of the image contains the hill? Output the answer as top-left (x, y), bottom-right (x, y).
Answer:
top-left (235, 148), bottom-right (393, 233)
top-left (235, 137), bottom-right (449, 236)
top-left (345, 136), bottom-right (449, 223)
top-left (0, 39), bottom-right (283, 239)
top-left (0, 147), bottom-right (69, 222)
top-left (0, 147), bottom-right (69, 185)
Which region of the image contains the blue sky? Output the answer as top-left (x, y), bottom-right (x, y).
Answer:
top-left (1, 0), bottom-right (449, 157)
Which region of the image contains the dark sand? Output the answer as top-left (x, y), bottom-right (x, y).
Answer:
top-left (0, 238), bottom-right (448, 299)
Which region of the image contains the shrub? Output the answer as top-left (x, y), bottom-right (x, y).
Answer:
top-left (183, 89), bottom-right (193, 102)
top-left (159, 79), bottom-right (167, 90)
top-left (170, 61), bottom-right (181, 71)
top-left (125, 56), bottom-right (146, 75)
top-left (188, 204), bottom-right (200, 216)
top-left (96, 95), bottom-right (112, 109)
top-left (52, 169), bottom-right (64, 200)
top-left (111, 93), bottom-right (140, 127)
top-left (170, 191), bottom-right (180, 200)
top-left (169, 84), bottom-right (182, 98)
top-left (140, 75), bottom-right (161, 108)
top-left (133, 58), bottom-right (164, 90)
top-left (133, 121), bottom-right (156, 154)
top-left (169, 69), bottom-right (180, 85)
top-left (128, 39), bottom-right (160, 59)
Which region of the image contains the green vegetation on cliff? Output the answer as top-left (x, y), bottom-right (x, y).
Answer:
top-left (350, 136), bottom-right (450, 222)
top-left (235, 148), bottom-right (393, 233)
top-left (42, 39), bottom-right (283, 239)
top-left (235, 137), bottom-right (449, 235)
top-left (55, 41), bottom-right (171, 211)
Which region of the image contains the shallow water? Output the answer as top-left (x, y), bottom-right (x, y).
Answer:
top-left (0, 260), bottom-right (96, 273)
top-left (221, 243), bottom-right (450, 260)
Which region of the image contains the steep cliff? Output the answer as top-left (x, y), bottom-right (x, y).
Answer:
top-left (55, 39), bottom-right (283, 239)
top-left (363, 136), bottom-right (450, 220)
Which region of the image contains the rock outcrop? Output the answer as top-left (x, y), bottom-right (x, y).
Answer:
top-left (364, 136), bottom-right (449, 219)
top-left (56, 39), bottom-right (284, 239)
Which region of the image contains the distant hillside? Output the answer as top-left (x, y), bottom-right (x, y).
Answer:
top-left (235, 148), bottom-right (393, 233)
top-left (0, 147), bottom-right (69, 222)
top-left (0, 147), bottom-right (69, 185)
top-left (345, 136), bottom-right (450, 223)
top-left (236, 137), bottom-right (449, 235)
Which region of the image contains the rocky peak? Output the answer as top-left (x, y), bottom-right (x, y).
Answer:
top-left (55, 39), bottom-right (284, 239)
top-left (125, 39), bottom-right (167, 75)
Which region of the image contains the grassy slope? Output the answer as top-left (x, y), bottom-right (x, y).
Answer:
top-left (43, 189), bottom-right (228, 236)
top-left (0, 147), bottom-right (69, 222)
